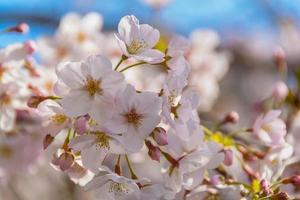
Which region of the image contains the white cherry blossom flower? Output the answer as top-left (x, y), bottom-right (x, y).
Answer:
top-left (0, 83), bottom-right (18, 132)
top-left (37, 99), bottom-right (70, 136)
top-left (253, 110), bottom-right (286, 147)
top-left (55, 55), bottom-right (125, 121)
top-left (85, 170), bottom-right (140, 200)
top-left (37, 12), bottom-right (104, 66)
top-left (166, 142), bottom-right (224, 192)
top-left (115, 15), bottom-right (164, 64)
top-left (69, 128), bottom-right (126, 173)
top-left (104, 85), bottom-right (162, 153)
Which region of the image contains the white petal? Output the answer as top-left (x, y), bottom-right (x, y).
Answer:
top-left (69, 135), bottom-right (96, 151)
top-left (134, 49), bottom-right (164, 64)
top-left (140, 24), bottom-right (160, 48)
top-left (81, 146), bottom-right (107, 173)
top-left (56, 61), bottom-right (84, 88)
top-left (118, 15), bottom-right (139, 44)
top-left (138, 115), bottom-right (161, 138)
top-left (60, 89), bottom-right (92, 117)
top-left (81, 55), bottom-right (112, 80)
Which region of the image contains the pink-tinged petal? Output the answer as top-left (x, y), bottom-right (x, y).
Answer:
top-left (104, 114), bottom-right (128, 134)
top-left (81, 145), bottom-right (107, 173)
top-left (168, 35), bottom-right (190, 56)
top-left (56, 61), bottom-right (84, 88)
top-left (81, 55), bottom-right (112, 80)
top-left (69, 135), bottom-right (96, 151)
top-left (138, 115), bottom-right (161, 138)
top-left (101, 71), bottom-right (125, 95)
top-left (115, 33), bottom-right (130, 56)
top-left (84, 174), bottom-right (110, 191)
top-left (118, 15), bottom-right (139, 44)
top-left (60, 89), bottom-right (92, 117)
top-left (120, 129), bottom-right (144, 153)
top-left (136, 91), bottom-right (162, 114)
top-left (89, 96), bottom-right (114, 125)
top-left (263, 110), bottom-right (281, 123)
top-left (183, 168), bottom-right (204, 190)
top-left (116, 84), bottom-right (136, 113)
top-left (134, 49), bottom-right (164, 64)
top-left (53, 80), bottom-right (70, 96)
top-left (139, 24), bottom-right (160, 48)
top-left (108, 136), bottom-right (127, 154)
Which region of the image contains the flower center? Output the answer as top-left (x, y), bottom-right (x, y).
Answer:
top-left (84, 76), bottom-right (102, 97)
top-left (124, 108), bottom-right (143, 128)
top-left (56, 46), bottom-right (68, 59)
top-left (127, 40), bottom-right (147, 54)
top-left (0, 92), bottom-right (11, 106)
top-left (76, 32), bottom-right (87, 43)
top-left (109, 182), bottom-right (129, 195)
top-left (261, 124), bottom-right (272, 132)
top-left (0, 145), bottom-right (12, 158)
top-left (51, 114), bottom-right (67, 125)
top-left (95, 132), bottom-right (110, 150)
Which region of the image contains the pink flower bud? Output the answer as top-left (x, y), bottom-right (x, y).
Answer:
top-left (260, 179), bottom-right (271, 195)
top-left (273, 47), bottom-right (287, 72)
top-left (223, 111), bottom-right (239, 124)
top-left (58, 152), bottom-right (75, 171)
top-left (145, 140), bottom-right (161, 162)
top-left (43, 134), bottom-right (54, 150)
top-left (152, 127), bottom-right (168, 146)
top-left (291, 175), bottom-right (300, 186)
top-left (210, 175), bottom-right (221, 186)
top-left (283, 175), bottom-right (300, 187)
top-left (74, 117), bottom-right (88, 135)
top-left (23, 40), bottom-right (37, 54)
top-left (272, 81), bottom-right (288, 101)
top-left (27, 95), bottom-right (47, 108)
top-left (7, 22), bottom-right (29, 33)
top-left (223, 149), bottom-right (233, 166)
top-left (270, 192), bottom-right (289, 200)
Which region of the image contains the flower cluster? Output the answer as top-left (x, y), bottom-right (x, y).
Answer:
top-left (1, 13), bottom-right (300, 200)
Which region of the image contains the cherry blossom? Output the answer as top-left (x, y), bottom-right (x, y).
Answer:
top-left (69, 128), bottom-right (126, 173)
top-left (84, 169), bottom-right (140, 200)
top-left (104, 85), bottom-right (162, 152)
top-left (253, 109), bottom-right (286, 147)
top-left (55, 55), bottom-right (125, 120)
top-left (115, 15), bottom-right (164, 64)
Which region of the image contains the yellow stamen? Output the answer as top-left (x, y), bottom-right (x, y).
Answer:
top-left (127, 40), bottom-right (147, 54)
top-left (51, 114), bottom-right (67, 125)
top-left (109, 182), bottom-right (129, 194)
top-left (76, 32), bottom-right (87, 43)
top-left (95, 132), bottom-right (110, 150)
top-left (0, 145), bottom-right (12, 158)
top-left (84, 76), bottom-right (102, 97)
top-left (124, 108), bottom-right (143, 128)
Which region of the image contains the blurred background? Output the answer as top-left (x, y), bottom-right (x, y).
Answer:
top-left (1, 0), bottom-right (300, 199)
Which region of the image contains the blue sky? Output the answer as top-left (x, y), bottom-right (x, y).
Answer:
top-left (0, 0), bottom-right (299, 46)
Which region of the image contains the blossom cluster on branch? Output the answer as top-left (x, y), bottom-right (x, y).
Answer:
top-left (0, 13), bottom-right (300, 200)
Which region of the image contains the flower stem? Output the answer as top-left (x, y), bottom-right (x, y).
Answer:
top-left (119, 61), bottom-right (146, 72)
top-left (115, 155), bottom-right (122, 175)
top-left (114, 55), bottom-right (127, 71)
top-left (125, 154), bottom-right (138, 179)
